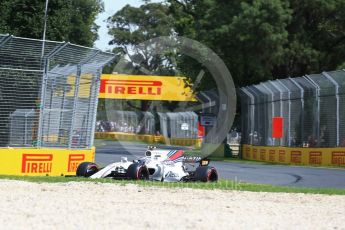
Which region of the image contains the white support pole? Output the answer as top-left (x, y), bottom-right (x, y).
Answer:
top-left (41, 0), bottom-right (49, 58)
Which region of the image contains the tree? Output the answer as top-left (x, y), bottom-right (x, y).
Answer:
top-left (167, 0), bottom-right (345, 84)
top-left (274, 0), bottom-right (345, 77)
top-left (107, 2), bottom-right (177, 112)
top-left (168, 0), bottom-right (292, 86)
top-left (107, 2), bottom-right (176, 76)
top-left (0, 0), bottom-right (103, 46)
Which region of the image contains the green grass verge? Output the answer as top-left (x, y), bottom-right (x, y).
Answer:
top-left (0, 175), bottom-right (344, 195)
top-left (209, 156), bottom-right (345, 170)
top-left (209, 156), bottom-right (274, 165)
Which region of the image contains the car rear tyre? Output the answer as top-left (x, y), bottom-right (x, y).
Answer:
top-left (127, 163), bottom-right (149, 180)
top-left (76, 162), bottom-right (99, 177)
top-left (195, 166), bottom-right (218, 182)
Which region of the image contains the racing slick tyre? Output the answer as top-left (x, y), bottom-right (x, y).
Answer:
top-left (195, 166), bottom-right (218, 182)
top-left (76, 162), bottom-right (99, 177)
top-left (127, 163), bottom-right (149, 180)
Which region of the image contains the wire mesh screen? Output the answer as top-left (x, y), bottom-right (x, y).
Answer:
top-left (96, 110), bottom-right (155, 135)
top-left (158, 112), bottom-right (198, 138)
top-left (240, 70), bottom-right (345, 148)
top-left (292, 77), bottom-right (318, 147)
top-left (238, 89), bottom-right (250, 145)
top-left (0, 35), bottom-right (114, 149)
top-left (326, 71), bottom-right (345, 147)
top-left (307, 74), bottom-right (337, 147)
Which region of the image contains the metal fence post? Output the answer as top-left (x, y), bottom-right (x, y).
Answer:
top-left (323, 72), bottom-right (340, 146)
top-left (68, 64), bottom-right (82, 148)
top-left (89, 68), bottom-right (102, 148)
top-left (270, 80), bottom-right (285, 146)
top-left (262, 83), bottom-right (275, 119)
top-left (261, 83), bottom-right (274, 145)
top-left (77, 50), bottom-right (101, 148)
top-left (36, 58), bottom-right (49, 148)
top-left (305, 75), bottom-right (320, 146)
top-left (37, 42), bottom-right (68, 148)
top-left (243, 87), bottom-right (255, 145)
top-left (0, 35), bottom-right (12, 49)
top-left (289, 78), bottom-right (304, 147)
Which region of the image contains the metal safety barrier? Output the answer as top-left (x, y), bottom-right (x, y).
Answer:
top-left (239, 70), bottom-right (345, 148)
top-left (0, 34), bottom-right (114, 149)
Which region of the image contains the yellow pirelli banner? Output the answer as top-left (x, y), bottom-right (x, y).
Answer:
top-left (243, 145), bottom-right (345, 167)
top-left (99, 74), bottom-right (196, 101)
top-left (0, 147), bottom-right (95, 176)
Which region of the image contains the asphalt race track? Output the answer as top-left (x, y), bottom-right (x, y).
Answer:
top-left (95, 140), bottom-right (345, 189)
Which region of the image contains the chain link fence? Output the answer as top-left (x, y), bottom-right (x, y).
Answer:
top-left (158, 112), bottom-right (198, 139)
top-left (0, 35), bottom-right (113, 149)
top-left (96, 110), bottom-right (198, 139)
top-left (97, 110), bottom-right (155, 134)
top-left (239, 70), bottom-right (345, 148)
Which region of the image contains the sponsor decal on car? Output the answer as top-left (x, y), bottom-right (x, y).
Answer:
top-left (167, 150), bottom-right (184, 163)
top-left (165, 171), bottom-right (179, 178)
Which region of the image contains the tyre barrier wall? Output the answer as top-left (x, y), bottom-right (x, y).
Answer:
top-left (95, 132), bottom-right (202, 148)
top-left (0, 147), bottom-right (95, 176)
top-left (95, 132), bottom-right (155, 143)
top-left (243, 144), bottom-right (345, 167)
top-left (169, 138), bottom-right (202, 148)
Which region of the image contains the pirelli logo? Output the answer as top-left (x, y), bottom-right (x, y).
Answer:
top-left (309, 152), bottom-right (322, 165)
top-left (67, 154), bottom-right (85, 172)
top-left (332, 152), bottom-right (345, 165)
top-left (99, 75), bottom-right (196, 102)
top-left (245, 147), bottom-right (251, 158)
top-left (260, 149), bottom-right (266, 161)
top-left (22, 154), bottom-right (53, 174)
top-left (253, 149), bottom-right (257, 159)
top-left (269, 150), bottom-right (275, 162)
top-left (100, 79), bottom-right (162, 96)
top-left (291, 151), bottom-right (302, 164)
top-left (279, 150), bottom-right (285, 162)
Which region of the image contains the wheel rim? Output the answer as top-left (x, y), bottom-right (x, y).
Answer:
top-left (207, 169), bottom-right (218, 182)
top-left (138, 167), bottom-right (148, 180)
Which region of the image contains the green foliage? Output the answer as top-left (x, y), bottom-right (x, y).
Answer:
top-left (276, 0), bottom-right (345, 76)
top-left (0, 0), bottom-right (103, 46)
top-left (167, 0), bottom-right (345, 85)
top-left (107, 3), bottom-right (176, 75)
top-left (168, 0), bottom-right (292, 85)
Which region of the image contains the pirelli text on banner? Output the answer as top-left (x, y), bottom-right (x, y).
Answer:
top-left (99, 74), bottom-right (196, 101)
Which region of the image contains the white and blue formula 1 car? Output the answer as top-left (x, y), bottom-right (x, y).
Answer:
top-left (76, 147), bottom-right (218, 182)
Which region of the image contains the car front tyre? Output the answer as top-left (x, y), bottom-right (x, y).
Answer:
top-left (195, 166), bottom-right (218, 182)
top-left (76, 162), bottom-right (99, 177)
top-left (127, 163), bottom-right (149, 180)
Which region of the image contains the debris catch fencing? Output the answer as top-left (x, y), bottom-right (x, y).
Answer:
top-left (97, 110), bottom-right (155, 134)
top-left (158, 112), bottom-right (198, 139)
top-left (239, 70), bottom-right (345, 148)
top-left (0, 35), bottom-right (113, 149)
top-left (96, 110), bottom-right (199, 139)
